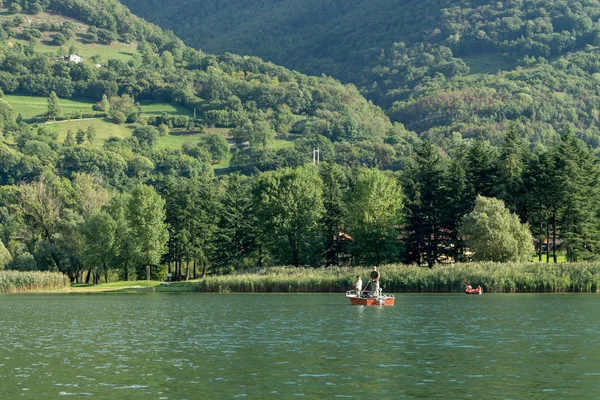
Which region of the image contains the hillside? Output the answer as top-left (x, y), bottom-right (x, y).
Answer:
top-left (0, 0), bottom-right (406, 176)
top-left (121, 0), bottom-right (600, 150)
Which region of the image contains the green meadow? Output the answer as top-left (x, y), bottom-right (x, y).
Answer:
top-left (4, 94), bottom-right (99, 119)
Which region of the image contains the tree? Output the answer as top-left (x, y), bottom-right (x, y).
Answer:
top-left (553, 131), bottom-right (600, 261)
top-left (83, 211), bottom-right (116, 284)
top-left (18, 178), bottom-right (62, 245)
top-left (47, 91), bottom-right (61, 121)
top-left (86, 126), bottom-right (96, 145)
top-left (126, 184), bottom-right (168, 280)
top-left (161, 51), bottom-right (175, 70)
top-left (0, 239), bottom-right (11, 269)
top-left (493, 125), bottom-right (529, 217)
top-left (132, 126), bottom-right (159, 148)
top-left (198, 133), bottom-right (230, 164)
top-left (319, 162), bottom-right (347, 266)
top-left (75, 128), bottom-right (86, 144)
top-left (346, 168), bottom-right (403, 266)
top-left (52, 32), bottom-right (68, 46)
top-left (459, 196), bottom-right (534, 262)
top-left (65, 130), bottom-right (75, 146)
top-left (254, 165), bottom-right (324, 267)
top-left (404, 141), bottom-right (447, 267)
top-left (213, 174), bottom-right (257, 271)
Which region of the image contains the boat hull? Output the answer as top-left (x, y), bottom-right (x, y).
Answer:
top-left (348, 296), bottom-right (395, 306)
top-left (346, 290), bottom-right (395, 306)
top-left (465, 289), bottom-right (482, 295)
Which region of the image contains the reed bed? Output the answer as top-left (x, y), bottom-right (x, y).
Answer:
top-left (0, 271), bottom-right (70, 293)
top-left (197, 262), bottom-right (600, 293)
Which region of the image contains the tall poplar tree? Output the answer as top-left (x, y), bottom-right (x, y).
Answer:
top-left (126, 184), bottom-right (168, 279)
top-left (47, 91), bottom-right (61, 121)
top-left (319, 162), bottom-right (347, 267)
top-left (346, 168), bottom-right (403, 266)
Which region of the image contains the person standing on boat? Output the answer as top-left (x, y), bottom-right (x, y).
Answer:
top-left (370, 266), bottom-right (380, 296)
top-left (355, 275), bottom-right (363, 297)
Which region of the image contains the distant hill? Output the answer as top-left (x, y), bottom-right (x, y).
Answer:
top-left (121, 0), bottom-right (600, 150)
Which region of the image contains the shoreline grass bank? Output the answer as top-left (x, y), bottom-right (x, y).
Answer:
top-left (6, 262), bottom-right (600, 293)
top-left (197, 263), bottom-right (600, 293)
top-left (0, 271), bottom-right (70, 293)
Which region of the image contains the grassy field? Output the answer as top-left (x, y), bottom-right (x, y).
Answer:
top-left (71, 280), bottom-right (200, 293)
top-left (139, 101), bottom-right (194, 118)
top-left (45, 118), bottom-right (135, 142)
top-left (461, 53), bottom-right (520, 75)
top-left (531, 252), bottom-right (568, 263)
top-left (3, 9), bottom-right (137, 62)
top-left (4, 94), bottom-right (99, 119)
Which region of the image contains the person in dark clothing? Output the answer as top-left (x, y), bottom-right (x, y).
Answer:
top-left (370, 266), bottom-right (380, 296)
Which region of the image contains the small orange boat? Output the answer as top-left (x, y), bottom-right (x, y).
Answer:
top-left (465, 285), bottom-right (483, 295)
top-left (346, 290), bottom-right (395, 306)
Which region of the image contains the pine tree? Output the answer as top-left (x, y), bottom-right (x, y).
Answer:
top-left (442, 143), bottom-right (474, 262)
top-left (493, 125), bottom-right (529, 219)
top-left (404, 141), bottom-right (446, 267)
top-left (466, 139), bottom-right (497, 198)
top-left (553, 131), bottom-right (600, 261)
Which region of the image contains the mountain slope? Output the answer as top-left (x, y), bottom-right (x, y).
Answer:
top-left (120, 0), bottom-right (600, 150)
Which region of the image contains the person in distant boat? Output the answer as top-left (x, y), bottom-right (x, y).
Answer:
top-left (355, 275), bottom-right (363, 297)
top-left (465, 284), bottom-right (472, 292)
top-left (370, 266), bottom-right (380, 296)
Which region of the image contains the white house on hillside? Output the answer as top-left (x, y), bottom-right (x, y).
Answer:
top-left (65, 54), bottom-right (83, 63)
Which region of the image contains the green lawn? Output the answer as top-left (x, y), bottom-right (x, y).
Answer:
top-left (531, 252), bottom-right (568, 263)
top-left (461, 53), bottom-right (520, 75)
top-left (45, 118), bottom-right (135, 143)
top-left (4, 94), bottom-right (98, 119)
top-left (139, 101), bottom-right (194, 118)
top-left (71, 280), bottom-right (200, 293)
top-left (155, 133), bottom-right (202, 149)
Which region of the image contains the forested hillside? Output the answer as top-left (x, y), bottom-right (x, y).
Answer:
top-left (2, 0), bottom-right (600, 283)
top-left (122, 0), bottom-right (600, 149)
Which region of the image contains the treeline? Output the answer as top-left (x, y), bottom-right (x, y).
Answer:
top-left (2, 123), bottom-right (600, 282)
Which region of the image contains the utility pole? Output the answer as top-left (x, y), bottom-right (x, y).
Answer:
top-left (312, 147), bottom-right (320, 165)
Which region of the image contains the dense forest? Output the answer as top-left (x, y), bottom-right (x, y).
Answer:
top-left (122, 0), bottom-right (600, 150)
top-left (1, 0), bottom-right (600, 284)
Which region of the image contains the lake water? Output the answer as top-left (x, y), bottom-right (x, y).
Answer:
top-left (0, 293), bottom-right (598, 399)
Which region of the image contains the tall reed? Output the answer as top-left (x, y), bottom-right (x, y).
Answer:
top-left (0, 271), bottom-right (70, 293)
top-left (196, 262), bottom-right (600, 293)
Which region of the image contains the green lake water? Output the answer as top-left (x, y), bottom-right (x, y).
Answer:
top-left (0, 293), bottom-right (599, 399)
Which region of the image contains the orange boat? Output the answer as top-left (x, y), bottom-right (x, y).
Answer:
top-left (465, 285), bottom-right (483, 295)
top-left (346, 290), bottom-right (395, 306)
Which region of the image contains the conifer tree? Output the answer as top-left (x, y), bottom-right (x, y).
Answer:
top-left (553, 131), bottom-right (600, 261)
top-left (442, 143), bottom-right (474, 262)
top-left (493, 125), bottom-right (529, 219)
top-left (404, 141), bottom-right (446, 267)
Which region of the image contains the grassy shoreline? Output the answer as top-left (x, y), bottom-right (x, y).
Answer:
top-left (4, 262), bottom-right (600, 293)
top-left (195, 263), bottom-right (600, 293)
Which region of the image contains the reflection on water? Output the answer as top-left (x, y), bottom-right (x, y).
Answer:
top-left (0, 293), bottom-right (599, 398)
